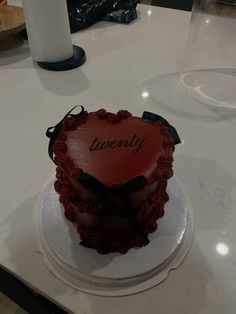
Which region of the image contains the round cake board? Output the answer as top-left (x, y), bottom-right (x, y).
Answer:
top-left (0, 5), bottom-right (25, 39)
top-left (34, 176), bottom-right (194, 296)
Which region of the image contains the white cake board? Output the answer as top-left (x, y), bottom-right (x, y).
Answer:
top-left (34, 176), bottom-right (194, 296)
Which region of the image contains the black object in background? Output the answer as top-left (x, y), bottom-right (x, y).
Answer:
top-left (67, 0), bottom-right (138, 33)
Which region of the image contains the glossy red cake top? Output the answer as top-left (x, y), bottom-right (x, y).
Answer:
top-left (50, 108), bottom-right (178, 187)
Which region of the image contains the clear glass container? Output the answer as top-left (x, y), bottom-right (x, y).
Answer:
top-left (179, 0), bottom-right (236, 108)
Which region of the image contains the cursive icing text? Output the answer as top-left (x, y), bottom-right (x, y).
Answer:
top-left (89, 134), bottom-right (146, 155)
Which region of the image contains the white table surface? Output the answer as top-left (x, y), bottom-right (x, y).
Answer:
top-left (1, 1), bottom-right (236, 314)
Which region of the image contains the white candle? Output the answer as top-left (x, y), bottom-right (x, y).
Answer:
top-left (22, 0), bottom-right (73, 63)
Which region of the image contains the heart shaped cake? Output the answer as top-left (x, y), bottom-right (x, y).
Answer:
top-left (46, 107), bottom-right (180, 254)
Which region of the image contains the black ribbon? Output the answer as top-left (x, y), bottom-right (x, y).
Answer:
top-left (79, 173), bottom-right (149, 250)
top-left (46, 105), bottom-right (84, 164)
top-left (81, 193), bottom-right (149, 252)
top-left (79, 172), bottom-right (147, 194)
top-left (123, 193), bottom-right (149, 246)
top-left (142, 111), bottom-right (181, 145)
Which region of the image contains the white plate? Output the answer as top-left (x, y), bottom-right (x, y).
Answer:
top-left (34, 176), bottom-right (194, 296)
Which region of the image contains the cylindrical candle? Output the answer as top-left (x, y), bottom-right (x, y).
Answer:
top-left (22, 0), bottom-right (73, 63)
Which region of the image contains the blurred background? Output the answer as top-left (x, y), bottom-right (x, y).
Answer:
top-left (139, 0), bottom-right (194, 11)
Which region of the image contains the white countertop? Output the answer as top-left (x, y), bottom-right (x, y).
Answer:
top-left (1, 2), bottom-right (236, 314)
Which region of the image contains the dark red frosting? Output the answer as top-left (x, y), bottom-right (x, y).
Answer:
top-left (51, 109), bottom-right (175, 254)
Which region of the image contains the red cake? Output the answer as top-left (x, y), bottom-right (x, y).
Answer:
top-left (46, 107), bottom-right (180, 254)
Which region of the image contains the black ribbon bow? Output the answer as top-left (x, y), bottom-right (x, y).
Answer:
top-left (46, 105), bottom-right (84, 164)
top-left (142, 111), bottom-right (181, 145)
